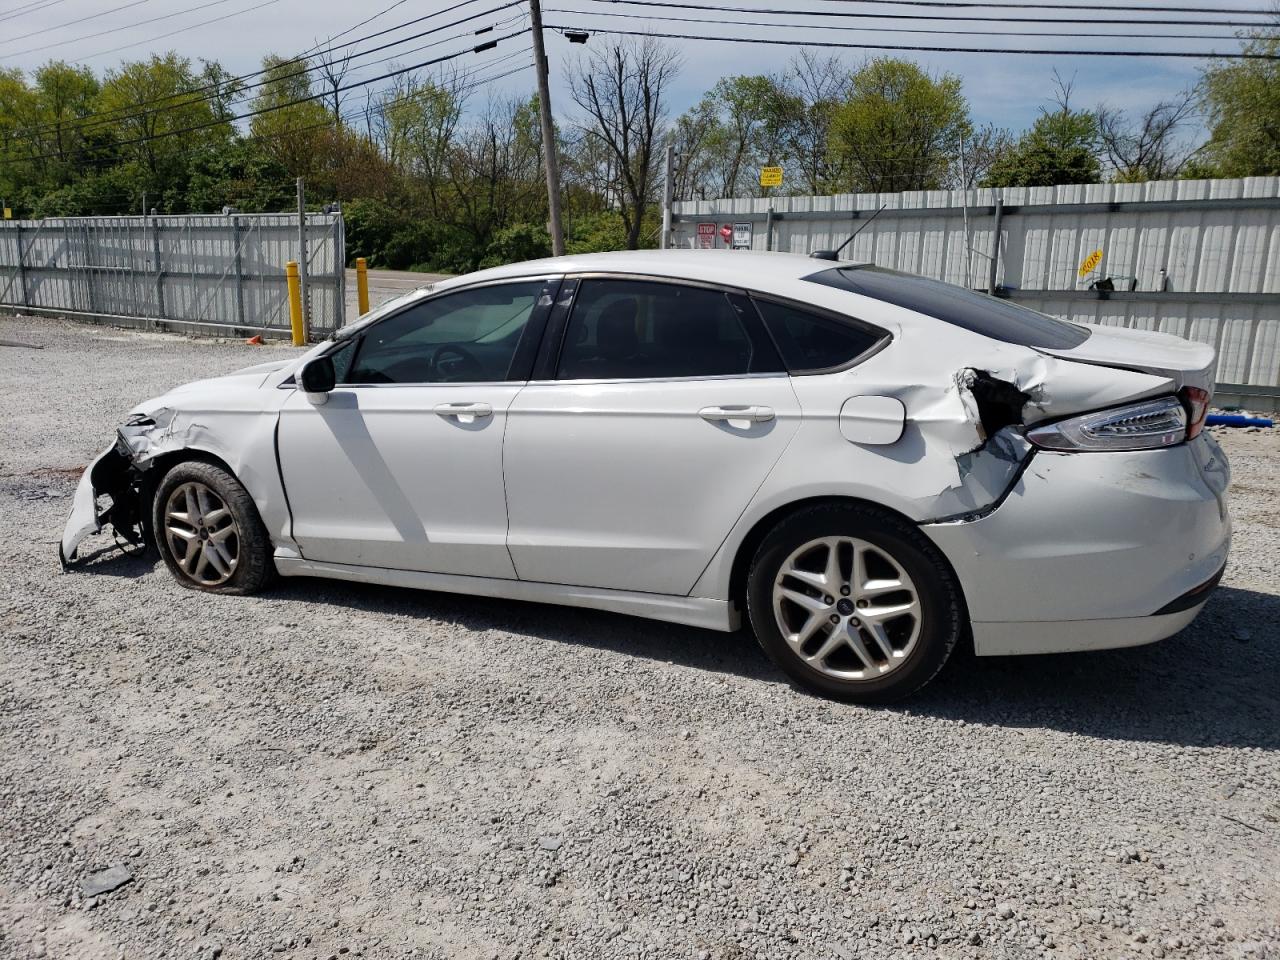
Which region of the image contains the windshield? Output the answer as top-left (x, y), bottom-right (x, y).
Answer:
top-left (806, 265), bottom-right (1091, 350)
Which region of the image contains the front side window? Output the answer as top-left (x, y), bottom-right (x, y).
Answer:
top-left (347, 280), bottom-right (546, 383)
top-left (556, 279), bottom-right (780, 380)
top-left (754, 298), bottom-right (886, 373)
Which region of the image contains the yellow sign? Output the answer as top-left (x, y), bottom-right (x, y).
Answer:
top-left (1078, 248), bottom-right (1103, 277)
top-left (759, 166), bottom-right (783, 188)
top-left (2, 208), bottom-right (10, 220)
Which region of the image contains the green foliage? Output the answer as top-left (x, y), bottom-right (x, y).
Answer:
top-left (480, 222), bottom-right (551, 268)
top-left (1199, 31), bottom-right (1280, 176)
top-left (984, 104), bottom-right (1101, 187)
top-left (566, 209), bottom-right (631, 254)
top-left (828, 58), bottom-right (970, 192)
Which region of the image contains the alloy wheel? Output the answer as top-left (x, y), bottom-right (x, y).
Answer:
top-left (163, 480), bottom-right (240, 586)
top-left (771, 536), bottom-right (922, 681)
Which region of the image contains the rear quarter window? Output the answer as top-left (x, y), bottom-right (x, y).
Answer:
top-left (753, 298), bottom-right (887, 373)
top-left (807, 265), bottom-right (1091, 350)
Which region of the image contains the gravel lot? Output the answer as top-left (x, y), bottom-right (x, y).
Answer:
top-left (1, 314), bottom-right (1278, 960)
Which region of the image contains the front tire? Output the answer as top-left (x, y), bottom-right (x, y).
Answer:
top-left (152, 461), bottom-right (273, 595)
top-left (746, 503), bottom-right (962, 703)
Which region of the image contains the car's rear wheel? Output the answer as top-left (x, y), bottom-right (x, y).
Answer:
top-left (746, 503), bottom-right (962, 703)
top-left (152, 461), bottom-right (273, 594)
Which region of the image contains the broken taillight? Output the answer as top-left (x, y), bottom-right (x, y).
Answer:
top-left (1181, 386), bottom-right (1210, 439)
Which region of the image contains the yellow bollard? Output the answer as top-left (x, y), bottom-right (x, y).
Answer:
top-left (286, 260), bottom-right (305, 346)
top-left (355, 257), bottom-right (370, 315)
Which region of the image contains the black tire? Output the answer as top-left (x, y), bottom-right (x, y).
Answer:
top-left (151, 460), bottom-right (274, 595)
top-left (745, 502), bottom-right (963, 703)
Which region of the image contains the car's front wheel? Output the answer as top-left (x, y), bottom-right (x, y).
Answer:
top-left (152, 460), bottom-right (273, 594)
top-left (746, 503), bottom-right (962, 703)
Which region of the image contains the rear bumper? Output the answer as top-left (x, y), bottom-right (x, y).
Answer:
top-left (922, 433), bottom-right (1231, 656)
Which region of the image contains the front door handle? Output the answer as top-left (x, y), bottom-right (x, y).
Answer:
top-left (699, 405), bottom-right (775, 423)
top-left (434, 401), bottom-right (493, 419)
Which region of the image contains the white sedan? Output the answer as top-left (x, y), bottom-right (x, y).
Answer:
top-left (61, 251), bottom-right (1231, 702)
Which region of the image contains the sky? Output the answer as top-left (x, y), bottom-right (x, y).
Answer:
top-left (0, 0), bottom-right (1268, 137)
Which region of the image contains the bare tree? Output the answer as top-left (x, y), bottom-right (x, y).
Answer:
top-left (952, 123), bottom-right (1016, 188)
top-left (1098, 92), bottom-right (1198, 182)
top-left (316, 42), bottom-right (352, 128)
top-left (774, 52), bottom-right (850, 193)
top-left (567, 37), bottom-right (681, 249)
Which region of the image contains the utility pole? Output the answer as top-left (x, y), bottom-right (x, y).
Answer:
top-left (660, 143), bottom-right (674, 250)
top-left (529, 0), bottom-right (565, 256)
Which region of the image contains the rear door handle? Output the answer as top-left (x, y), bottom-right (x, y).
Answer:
top-left (434, 401), bottom-right (493, 418)
top-left (699, 405), bottom-right (775, 423)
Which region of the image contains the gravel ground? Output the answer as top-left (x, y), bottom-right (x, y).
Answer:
top-left (1, 315), bottom-right (1278, 960)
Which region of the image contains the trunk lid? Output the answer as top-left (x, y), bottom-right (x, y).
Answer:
top-left (1037, 324), bottom-right (1216, 396)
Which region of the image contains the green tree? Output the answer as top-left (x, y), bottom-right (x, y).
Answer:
top-left (828, 58), bottom-right (970, 192)
top-left (984, 106), bottom-right (1101, 187)
top-left (1199, 28), bottom-right (1280, 176)
top-left (97, 54), bottom-right (235, 207)
top-left (248, 54), bottom-right (330, 180)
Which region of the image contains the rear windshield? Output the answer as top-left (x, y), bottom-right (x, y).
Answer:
top-left (806, 265), bottom-right (1091, 349)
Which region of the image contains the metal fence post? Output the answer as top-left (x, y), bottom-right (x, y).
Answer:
top-left (987, 197), bottom-right (1004, 296)
top-left (232, 214), bottom-right (246, 327)
top-left (81, 221), bottom-right (98, 315)
top-left (335, 209), bottom-right (346, 331)
top-left (150, 210), bottom-right (165, 319)
top-left (15, 222), bottom-right (28, 307)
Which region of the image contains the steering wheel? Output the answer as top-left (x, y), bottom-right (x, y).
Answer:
top-left (429, 344), bottom-right (484, 382)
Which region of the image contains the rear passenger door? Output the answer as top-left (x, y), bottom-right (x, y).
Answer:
top-left (503, 276), bottom-right (802, 596)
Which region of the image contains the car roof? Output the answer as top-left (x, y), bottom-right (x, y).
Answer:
top-left (442, 250), bottom-right (846, 294)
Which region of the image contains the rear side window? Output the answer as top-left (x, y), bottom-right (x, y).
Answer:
top-left (754, 298), bottom-right (885, 373)
top-left (557, 279), bottom-right (782, 380)
top-left (807, 265), bottom-right (1091, 349)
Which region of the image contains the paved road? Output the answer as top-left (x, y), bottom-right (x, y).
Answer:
top-left (343, 267), bottom-right (449, 324)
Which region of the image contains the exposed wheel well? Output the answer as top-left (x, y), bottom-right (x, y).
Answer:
top-left (727, 496), bottom-right (969, 628)
top-left (137, 449), bottom-right (241, 537)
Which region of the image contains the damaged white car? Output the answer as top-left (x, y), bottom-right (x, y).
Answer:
top-left (60, 251), bottom-right (1231, 702)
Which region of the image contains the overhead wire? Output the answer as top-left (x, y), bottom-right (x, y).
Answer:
top-left (544, 21), bottom-right (1280, 56)
top-left (12, 0), bottom-right (524, 141)
top-left (571, 0), bottom-right (1275, 29)
top-left (0, 0), bottom-right (244, 60)
top-left (0, 0), bottom-right (157, 47)
top-left (0, 26), bottom-right (532, 166)
top-left (548, 5), bottom-right (1249, 40)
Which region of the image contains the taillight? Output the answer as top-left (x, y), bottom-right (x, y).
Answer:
top-left (1025, 396), bottom-right (1188, 452)
top-left (1181, 386), bottom-right (1210, 439)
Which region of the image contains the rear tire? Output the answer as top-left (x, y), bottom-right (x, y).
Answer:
top-left (152, 461), bottom-right (274, 595)
top-left (746, 503), bottom-right (962, 703)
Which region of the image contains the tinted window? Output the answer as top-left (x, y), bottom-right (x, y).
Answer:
top-left (807, 266), bottom-right (1091, 349)
top-left (347, 281), bottom-right (545, 383)
top-left (557, 279), bottom-right (780, 380)
top-left (755, 298), bottom-right (885, 373)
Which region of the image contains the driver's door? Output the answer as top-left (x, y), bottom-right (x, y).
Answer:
top-left (277, 277), bottom-right (557, 577)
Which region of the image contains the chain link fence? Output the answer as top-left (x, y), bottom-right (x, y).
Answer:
top-left (0, 212), bottom-right (346, 338)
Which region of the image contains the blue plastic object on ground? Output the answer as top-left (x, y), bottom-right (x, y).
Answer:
top-left (1205, 413), bottom-right (1274, 428)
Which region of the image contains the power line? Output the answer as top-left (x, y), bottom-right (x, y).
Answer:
top-left (798, 0), bottom-right (1274, 13)
top-left (573, 0), bottom-right (1274, 28)
top-left (0, 27), bottom-right (531, 166)
top-left (546, 21), bottom-right (1279, 56)
top-left (0, 0), bottom-right (74, 25)
top-left (13, 0), bottom-right (523, 141)
top-left (0, 0), bottom-right (157, 47)
top-left (550, 6), bottom-right (1248, 40)
top-left (0, 0), bottom-right (243, 60)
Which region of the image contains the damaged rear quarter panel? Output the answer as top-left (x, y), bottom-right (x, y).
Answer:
top-left (690, 308), bottom-right (1177, 600)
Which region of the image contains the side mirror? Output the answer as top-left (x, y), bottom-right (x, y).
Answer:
top-left (299, 355), bottom-right (335, 404)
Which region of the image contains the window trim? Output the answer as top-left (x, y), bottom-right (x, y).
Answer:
top-left (537, 272), bottom-right (785, 384)
top-left (312, 275), bottom-right (562, 388)
top-left (747, 292), bottom-right (892, 376)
